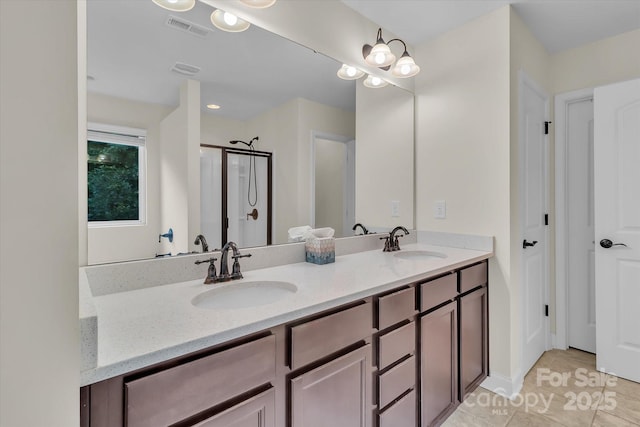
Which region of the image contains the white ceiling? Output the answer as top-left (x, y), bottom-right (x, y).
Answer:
top-left (87, 0), bottom-right (356, 121)
top-left (341, 0), bottom-right (640, 54)
top-left (88, 1), bottom-right (640, 121)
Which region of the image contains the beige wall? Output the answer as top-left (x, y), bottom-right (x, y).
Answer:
top-left (356, 83), bottom-right (414, 230)
top-left (159, 80), bottom-right (201, 255)
top-left (552, 29), bottom-right (640, 94)
top-left (244, 98), bottom-right (355, 244)
top-left (87, 93), bottom-right (172, 263)
top-left (0, 1), bottom-right (80, 426)
top-left (296, 98), bottom-right (356, 234)
top-left (315, 138), bottom-right (347, 235)
top-left (415, 7), bottom-right (513, 379)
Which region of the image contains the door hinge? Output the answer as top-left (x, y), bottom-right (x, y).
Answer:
top-left (544, 121), bottom-right (552, 135)
top-left (545, 305), bottom-right (549, 317)
top-left (544, 214), bottom-right (549, 226)
top-left (225, 217), bottom-right (229, 229)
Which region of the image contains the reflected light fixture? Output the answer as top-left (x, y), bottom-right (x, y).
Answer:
top-left (337, 64), bottom-right (365, 80)
top-left (239, 0), bottom-right (277, 8)
top-left (362, 28), bottom-right (420, 79)
top-left (151, 0), bottom-right (195, 12)
top-left (211, 9), bottom-right (250, 32)
top-left (363, 28), bottom-right (396, 68)
top-left (206, 104), bottom-right (221, 110)
top-left (363, 74), bottom-right (388, 89)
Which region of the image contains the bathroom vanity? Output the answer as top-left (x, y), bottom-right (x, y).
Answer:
top-left (79, 237), bottom-right (491, 427)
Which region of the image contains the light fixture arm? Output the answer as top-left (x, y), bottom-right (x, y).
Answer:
top-left (387, 38), bottom-right (409, 56)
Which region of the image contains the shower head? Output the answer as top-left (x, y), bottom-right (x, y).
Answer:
top-left (229, 136), bottom-right (259, 147)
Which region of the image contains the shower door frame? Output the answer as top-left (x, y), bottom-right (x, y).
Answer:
top-left (201, 144), bottom-right (273, 248)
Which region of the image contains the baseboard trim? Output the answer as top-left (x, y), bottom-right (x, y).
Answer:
top-left (479, 371), bottom-right (524, 400)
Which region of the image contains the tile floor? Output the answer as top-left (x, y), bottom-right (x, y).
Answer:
top-left (443, 349), bottom-right (640, 426)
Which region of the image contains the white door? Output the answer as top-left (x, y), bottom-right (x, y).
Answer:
top-left (594, 78), bottom-right (640, 382)
top-left (567, 98), bottom-right (597, 353)
top-left (520, 74), bottom-right (549, 374)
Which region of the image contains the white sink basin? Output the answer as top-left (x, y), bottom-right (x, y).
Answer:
top-left (393, 250), bottom-right (448, 260)
top-left (192, 281), bottom-right (298, 310)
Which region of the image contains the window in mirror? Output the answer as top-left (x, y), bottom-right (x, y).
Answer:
top-left (87, 125), bottom-right (146, 225)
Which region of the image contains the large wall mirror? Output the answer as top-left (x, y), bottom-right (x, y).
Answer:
top-left (86, 0), bottom-right (414, 264)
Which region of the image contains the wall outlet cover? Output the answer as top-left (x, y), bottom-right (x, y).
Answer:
top-left (434, 200), bottom-right (446, 219)
top-left (391, 200), bottom-right (400, 217)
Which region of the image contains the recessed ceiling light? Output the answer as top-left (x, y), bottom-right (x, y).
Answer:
top-left (210, 9), bottom-right (250, 32)
top-left (206, 104), bottom-right (221, 110)
top-left (151, 0), bottom-right (195, 12)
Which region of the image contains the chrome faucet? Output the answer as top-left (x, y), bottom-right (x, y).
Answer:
top-left (381, 226), bottom-right (410, 252)
top-left (352, 223), bottom-right (369, 235)
top-left (218, 241), bottom-right (252, 282)
top-left (194, 234), bottom-right (209, 252)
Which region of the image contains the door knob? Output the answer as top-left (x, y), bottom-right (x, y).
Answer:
top-left (600, 239), bottom-right (628, 249)
top-left (523, 240), bottom-right (538, 249)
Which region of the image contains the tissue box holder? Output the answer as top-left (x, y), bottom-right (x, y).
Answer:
top-left (305, 237), bottom-right (335, 265)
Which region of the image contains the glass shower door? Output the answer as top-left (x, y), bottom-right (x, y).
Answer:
top-left (226, 150), bottom-right (270, 248)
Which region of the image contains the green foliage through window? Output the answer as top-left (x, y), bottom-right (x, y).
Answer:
top-left (88, 140), bottom-right (140, 221)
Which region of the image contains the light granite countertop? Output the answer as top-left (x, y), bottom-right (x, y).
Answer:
top-left (80, 241), bottom-right (492, 386)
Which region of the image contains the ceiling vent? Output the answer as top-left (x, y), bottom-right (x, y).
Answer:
top-left (165, 15), bottom-right (210, 38)
top-left (170, 62), bottom-right (201, 76)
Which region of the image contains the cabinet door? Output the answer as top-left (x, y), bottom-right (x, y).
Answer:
top-left (191, 389), bottom-right (275, 427)
top-left (290, 345), bottom-right (372, 427)
top-left (459, 286), bottom-right (488, 400)
top-left (420, 301), bottom-right (458, 427)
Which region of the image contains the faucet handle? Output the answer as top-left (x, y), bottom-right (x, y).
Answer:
top-left (195, 257), bottom-right (218, 285)
top-left (380, 236), bottom-right (392, 252)
top-left (393, 235), bottom-right (404, 251)
top-left (231, 253), bottom-right (251, 278)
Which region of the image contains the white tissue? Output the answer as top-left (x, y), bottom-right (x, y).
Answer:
top-left (288, 225), bottom-right (312, 242)
top-left (302, 227), bottom-right (335, 240)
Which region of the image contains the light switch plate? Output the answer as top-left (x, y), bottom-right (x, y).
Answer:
top-left (391, 200), bottom-right (400, 217)
top-left (434, 200), bottom-right (446, 219)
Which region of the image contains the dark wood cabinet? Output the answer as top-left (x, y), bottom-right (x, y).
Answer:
top-left (290, 345), bottom-right (372, 427)
top-left (80, 259), bottom-right (489, 427)
top-left (420, 301), bottom-right (458, 427)
top-left (190, 388), bottom-right (275, 427)
top-left (459, 286), bottom-right (488, 400)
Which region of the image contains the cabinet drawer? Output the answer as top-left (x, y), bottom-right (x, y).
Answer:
top-left (460, 262), bottom-right (487, 293)
top-left (378, 321), bottom-right (415, 370)
top-left (378, 287), bottom-right (416, 330)
top-left (379, 389), bottom-right (416, 427)
top-left (190, 388), bottom-right (275, 427)
top-left (125, 335), bottom-right (276, 427)
top-left (379, 355), bottom-right (415, 409)
top-left (289, 302), bottom-right (372, 369)
top-left (420, 273), bottom-right (457, 312)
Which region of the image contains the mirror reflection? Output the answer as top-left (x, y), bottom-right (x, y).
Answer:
top-left (87, 0), bottom-right (360, 264)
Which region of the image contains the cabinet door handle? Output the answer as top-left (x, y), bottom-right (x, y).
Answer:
top-left (523, 240), bottom-right (538, 249)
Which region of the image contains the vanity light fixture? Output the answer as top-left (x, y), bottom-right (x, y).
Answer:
top-left (239, 0), bottom-right (277, 8)
top-left (363, 28), bottom-right (420, 78)
top-left (210, 9), bottom-right (250, 32)
top-left (337, 64), bottom-right (365, 80)
top-left (151, 0), bottom-right (195, 12)
top-left (363, 74), bottom-right (389, 89)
